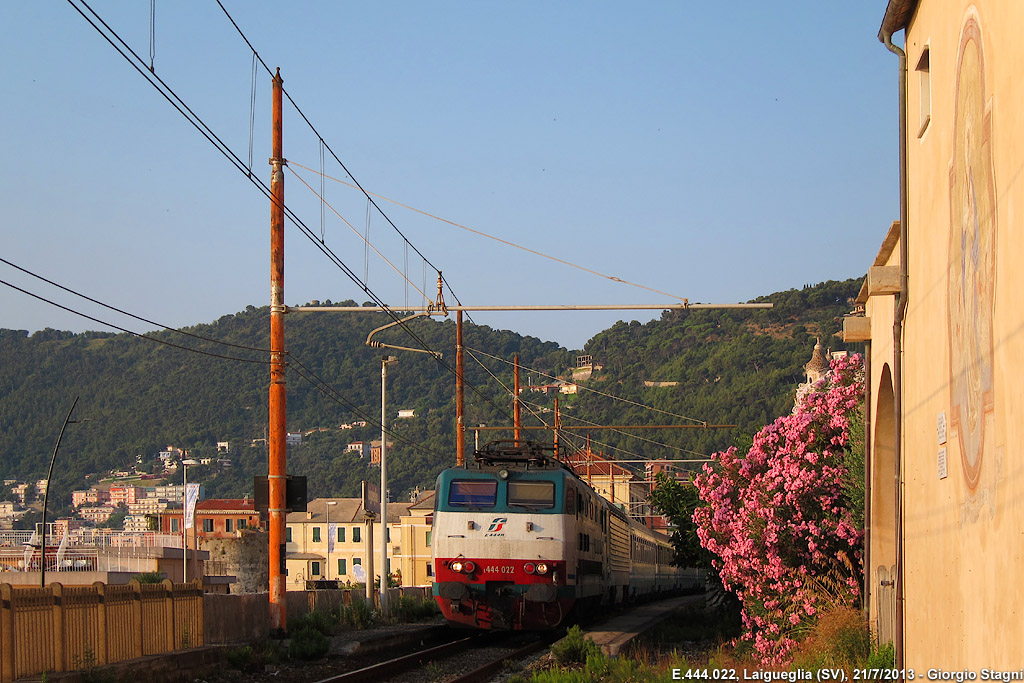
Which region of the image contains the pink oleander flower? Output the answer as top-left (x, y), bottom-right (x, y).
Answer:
top-left (692, 353), bottom-right (865, 665)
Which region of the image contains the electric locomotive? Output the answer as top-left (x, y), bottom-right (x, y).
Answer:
top-left (432, 441), bottom-right (683, 630)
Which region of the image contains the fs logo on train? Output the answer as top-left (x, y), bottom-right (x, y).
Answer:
top-left (485, 517), bottom-right (507, 536)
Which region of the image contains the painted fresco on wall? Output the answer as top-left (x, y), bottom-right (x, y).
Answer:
top-left (947, 12), bottom-right (996, 492)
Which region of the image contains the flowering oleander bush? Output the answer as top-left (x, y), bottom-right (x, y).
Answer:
top-left (692, 353), bottom-right (865, 665)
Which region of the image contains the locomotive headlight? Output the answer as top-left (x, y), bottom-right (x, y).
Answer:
top-left (524, 563), bottom-right (536, 574)
top-left (450, 561), bottom-right (464, 573)
top-left (535, 562), bottom-right (550, 575)
top-left (463, 561), bottom-right (476, 573)
top-left (498, 469), bottom-right (509, 480)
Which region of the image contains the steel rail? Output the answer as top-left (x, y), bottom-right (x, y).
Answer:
top-left (448, 635), bottom-right (556, 683)
top-left (309, 635), bottom-right (477, 683)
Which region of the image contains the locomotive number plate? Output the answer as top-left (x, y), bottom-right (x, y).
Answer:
top-left (483, 565), bottom-right (516, 574)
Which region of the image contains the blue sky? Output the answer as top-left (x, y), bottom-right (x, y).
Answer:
top-left (2, 2), bottom-right (898, 350)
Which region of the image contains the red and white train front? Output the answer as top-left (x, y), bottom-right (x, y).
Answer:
top-left (432, 459), bottom-right (574, 629)
top-left (432, 442), bottom-right (686, 630)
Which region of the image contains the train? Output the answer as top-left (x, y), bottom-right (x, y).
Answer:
top-left (431, 441), bottom-right (687, 629)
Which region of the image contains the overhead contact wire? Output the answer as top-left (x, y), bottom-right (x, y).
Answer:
top-left (287, 357), bottom-right (445, 460)
top-left (0, 277), bottom-right (268, 364)
top-left (515, 393), bottom-right (710, 460)
top-left (286, 164), bottom-right (430, 301)
top-left (287, 159), bottom-right (691, 303)
top-left (554, 409), bottom-right (712, 459)
top-left (0, 256), bottom-right (273, 354)
top-left (212, 1), bottom-right (489, 382)
top-left (464, 349), bottom-right (553, 431)
top-left (213, 2), bottom-right (453, 295)
top-left (67, 1), bottom-right (438, 364)
top-left (72, 0), bottom-right (509, 428)
top-left (465, 346), bottom-right (707, 425)
top-left (212, 0), bottom-right (489, 398)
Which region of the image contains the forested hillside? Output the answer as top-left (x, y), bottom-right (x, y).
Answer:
top-left (572, 278), bottom-right (862, 459)
top-left (0, 278), bottom-right (861, 515)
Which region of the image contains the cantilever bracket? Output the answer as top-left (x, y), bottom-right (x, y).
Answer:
top-left (365, 312), bottom-right (443, 358)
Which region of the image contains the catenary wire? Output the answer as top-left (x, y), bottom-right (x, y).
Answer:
top-left (514, 393), bottom-right (711, 460)
top-left (68, 0), bottom-right (510, 426)
top-left (212, 0), bottom-right (470, 319)
top-left (287, 164), bottom-right (429, 301)
top-left (66, 4), bottom-right (460, 383)
top-left (136, 0), bottom-right (467, 362)
top-left (463, 348), bottom-right (554, 431)
top-left (210, 0), bottom-right (475, 327)
top-left (0, 258), bottom-right (450, 462)
top-left (555, 431), bottom-right (648, 476)
top-left (556, 432), bottom-right (644, 476)
top-left (0, 256), bottom-right (274, 354)
top-left (515, 394), bottom-right (710, 459)
top-left (59, 2), bottom-right (544, 480)
top-left (67, 0), bottom-right (384, 314)
top-left (287, 357), bottom-right (447, 461)
top-left (465, 345), bottom-right (708, 425)
top-left (552, 408), bottom-right (713, 459)
top-left (287, 159), bottom-right (692, 304)
top-left (0, 277), bottom-right (268, 365)
top-left (465, 345), bottom-right (716, 460)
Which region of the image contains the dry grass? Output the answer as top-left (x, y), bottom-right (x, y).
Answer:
top-left (791, 606), bottom-right (871, 669)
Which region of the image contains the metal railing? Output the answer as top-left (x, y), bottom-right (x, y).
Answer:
top-left (202, 560), bottom-right (230, 577)
top-left (0, 548), bottom-right (99, 573)
top-left (0, 530), bottom-right (187, 576)
top-left (0, 530), bottom-right (183, 550)
top-left (0, 546), bottom-right (167, 575)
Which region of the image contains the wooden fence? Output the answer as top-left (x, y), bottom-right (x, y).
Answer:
top-left (0, 579), bottom-right (203, 683)
top-left (1, 583), bottom-right (433, 681)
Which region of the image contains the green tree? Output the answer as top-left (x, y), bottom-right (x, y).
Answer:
top-left (648, 472), bottom-right (711, 569)
top-left (98, 504), bottom-right (129, 529)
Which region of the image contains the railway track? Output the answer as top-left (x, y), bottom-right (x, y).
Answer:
top-left (309, 630), bottom-right (557, 683)
top-left (196, 596), bottom-right (696, 683)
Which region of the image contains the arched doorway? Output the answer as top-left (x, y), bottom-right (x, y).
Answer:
top-left (872, 364), bottom-right (897, 643)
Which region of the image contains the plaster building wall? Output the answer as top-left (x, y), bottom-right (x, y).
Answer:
top-left (284, 498), bottom-right (405, 589)
top-left (397, 492), bottom-right (435, 587)
top-left (195, 499), bottom-right (260, 539)
top-left (861, 0), bottom-right (1024, 668)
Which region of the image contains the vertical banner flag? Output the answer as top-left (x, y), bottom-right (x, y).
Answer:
top-left (328, 523), bottom-right (336, 553)
top-left (184, 483), bottom-right (201, 529)
top-left (55, 531), bottom-right (69, 569)
top-left (23, 529), bottom-right (39, 570)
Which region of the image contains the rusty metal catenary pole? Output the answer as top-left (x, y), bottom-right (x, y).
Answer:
top-left (513, 354), bottom-right (521, 445)
top-left (455, 310), bottom-right (465, 467)
top-left (268, 68), bottom-right (287, 633)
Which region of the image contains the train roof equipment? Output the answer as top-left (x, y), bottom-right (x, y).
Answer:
top-left (470, 440), bottom-right (568, 472)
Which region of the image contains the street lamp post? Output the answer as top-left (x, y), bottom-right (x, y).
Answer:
top-left (40, 396), bottom-right (81, 588)
top-left (326, 500), bottom-right (337, 582)
top-left (380, 355), bottom-right (397, 613)
top-left (182, 458), bottom-right (198, 583)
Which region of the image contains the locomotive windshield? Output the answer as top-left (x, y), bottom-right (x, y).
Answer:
top-left (448, 480), bottom-right (498, 507)
top-left (508, 481), bottom-right (555, 508)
